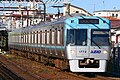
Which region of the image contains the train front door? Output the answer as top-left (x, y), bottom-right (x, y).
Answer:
top-left (75, 29), bottom-right (89, 58)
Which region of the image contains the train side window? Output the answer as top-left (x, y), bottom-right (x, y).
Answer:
top-left (40, 31), bottom-right (42, 44)
top-left (32, 32), bottom-right (34, 44)
top-left (34, 32), bottom-right (36, 44)
top-left (24, 33), bottom-right (26, 43)
top-left (47, 31), bottom-right (50, 44)
top-left (61, 27), bottom-right (64, 46)
top-left (30, 32), bottom-right (32, 43)
top-left (52, 30), bottom-right (55, 44)
top-left (42, 31), bottom-right (45, 44)
top-left (23, 33), bottom-right (25, 43)
top-left (45, 30), bottom-right (47, 44)
top-left (28, 32), bottom-right (30, 44)
top-left (38, 31), bottom-right (40, 44)
top-left (36, 31), bottom-right (38, 44)
top-left (50, 29), bottom-right (52, 44)
top-left (21, 33), bottom-right (23, 43)
top-left (24, 33), bottom-right (26, 44)
top-left (57, 30), bottom-right (61, 44)
top-left (26, 32), bottom-right (28, 44)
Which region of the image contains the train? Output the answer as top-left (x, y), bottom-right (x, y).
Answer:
top-left (8, 15), bottom-right (111, 72)
top-left (0, 27), bottom-right (8, 52)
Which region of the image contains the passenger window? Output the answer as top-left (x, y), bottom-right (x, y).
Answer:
top-left (52, 31), bottom-right (55, 44)
top-left (47, 31), bottom-right (50, 44)
top-left (57, 30), bottom-right (61, 44)
top-left (42, 31), bottom-right (45, 44)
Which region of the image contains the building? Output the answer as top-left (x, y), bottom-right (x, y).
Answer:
top-left (63, 4), bottom-right (92, 16)
top-left (93, 10), bottom-right (120, 45)
top-left (93, 10), bottom-right (120, 19)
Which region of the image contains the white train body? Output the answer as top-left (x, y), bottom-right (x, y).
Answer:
top-left (8, 16), bottom-right (111, 72)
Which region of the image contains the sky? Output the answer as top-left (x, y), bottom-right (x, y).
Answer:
top-left (44, 0), bottom-right (120, 14)
top-left (0, 0), bottom-right (120, 14)
top-left (71, 0), bottom-right (120, 13)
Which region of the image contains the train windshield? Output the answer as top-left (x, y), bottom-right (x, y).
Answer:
top-left (91, 29), bottom-right (110, 46)
top-left (67, 29), bottom-right (87, 46)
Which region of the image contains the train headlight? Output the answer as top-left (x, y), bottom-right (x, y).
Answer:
top-left (71, 50), bottom-right (75, 54)
top-left (103, 50), bottom-right (108, 54)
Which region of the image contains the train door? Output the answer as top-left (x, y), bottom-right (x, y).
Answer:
top-left (75, 29), bottom-right (89, 57)
top-left (66, 29), bottom-right (89, 58)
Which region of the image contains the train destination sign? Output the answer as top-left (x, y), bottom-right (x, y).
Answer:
top-left (79, 19), bottom-right (99, 24)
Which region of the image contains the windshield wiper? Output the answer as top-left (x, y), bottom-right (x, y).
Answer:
top-left (91, 40), bottom-right (101, 49)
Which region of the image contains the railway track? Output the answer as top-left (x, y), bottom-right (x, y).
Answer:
top-left (0, 54), bottom-right (43, 80)
top-left (0, 63), bottom-right (24, 80)
top-left (1, 52), bottom-right (118, 80)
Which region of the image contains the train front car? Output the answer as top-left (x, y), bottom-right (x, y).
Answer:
top-left (65, 16), bottom-right (111, 72)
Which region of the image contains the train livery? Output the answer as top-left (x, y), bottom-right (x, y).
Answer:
top-left (8, 15), bottom-right (111, 72)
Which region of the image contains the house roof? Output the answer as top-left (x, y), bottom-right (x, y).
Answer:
top-left (94, 10), bottom-right (120, 12)
top-left (101, 16), bottom-right (120, 28)
top-left (65, 4), bottom-right (93, 16)
top-left (111, 20), bottom-right (120, 28)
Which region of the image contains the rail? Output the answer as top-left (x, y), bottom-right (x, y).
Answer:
top-left (0, 61), bottom-right (24, 80)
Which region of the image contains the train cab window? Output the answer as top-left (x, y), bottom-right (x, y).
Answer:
top-left (67, 29), bottom-right (75, 45)
top-left (91, 29), bottom-right (110, 46)
top-left (76, 29), bottom-right (87, 46)
top-left (67, 29), bottom-right (87, 46)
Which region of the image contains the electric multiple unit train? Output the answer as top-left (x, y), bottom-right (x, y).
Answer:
top-left (8, 15), bottom-right (111, 72)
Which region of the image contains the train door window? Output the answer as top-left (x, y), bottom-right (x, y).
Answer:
top-left (47, 31), bottom-right (50, 44)
top-left (76, 29), bottom-right (87, 46)
top-left (52, 30), bottom-right (55, 44)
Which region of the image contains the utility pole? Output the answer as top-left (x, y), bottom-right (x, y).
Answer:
top-left (39, 0), bottom-right (46, 22)
top-left (52, 6), bottom-right (64, 20)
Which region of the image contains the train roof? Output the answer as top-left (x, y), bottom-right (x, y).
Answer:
top-left (11, 13), bottom-right (110, 33)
